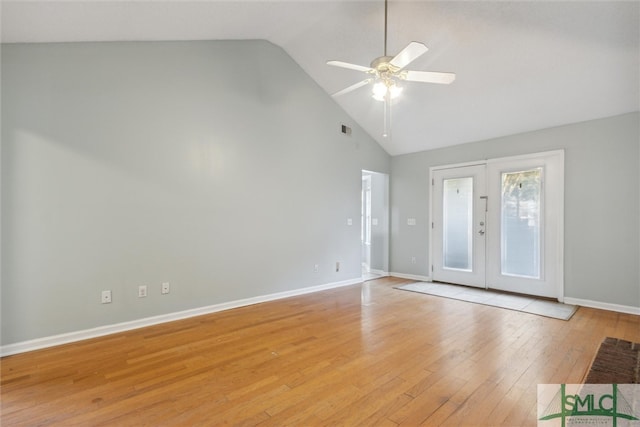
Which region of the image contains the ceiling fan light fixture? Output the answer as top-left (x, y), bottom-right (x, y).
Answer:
top-left (372, 80), bottom-right (402, 101)
top-left (372, 81), bottom-right (387, 101)
top-left (389, 83), bottom-right (403, 98)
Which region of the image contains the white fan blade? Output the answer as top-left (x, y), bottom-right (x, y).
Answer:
top-left (332, 79), bottom-right (373, 97)
top-left (389, 41), bottom-right (428, 70)
top-left (327, 61), bottom-right (373, 73)
top-left (403, 70), bottom-right (456, 84)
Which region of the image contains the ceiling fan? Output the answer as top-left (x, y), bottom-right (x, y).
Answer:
top-left (327, 0), bottom-right (455, 138)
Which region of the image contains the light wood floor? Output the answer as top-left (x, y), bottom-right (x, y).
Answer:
top-left (2, 277), bottom-right (639, 426)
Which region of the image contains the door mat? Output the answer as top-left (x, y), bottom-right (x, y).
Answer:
top-left (583, 337), bottom-right (640, 384)
top-left (395, 281), bottom-right (578, 320)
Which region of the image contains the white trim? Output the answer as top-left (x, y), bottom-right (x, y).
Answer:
top-left (391, 272), bottom-right (432, 282)
top-left (430, 160), bottom-right (487, 172)
top-left (563, 298), bottom-right (640, 316)
top-left (0, 278), bottom-right (362, 357)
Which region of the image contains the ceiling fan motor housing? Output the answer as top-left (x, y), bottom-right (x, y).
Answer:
top-left (370, 56), bottom-right (399, 73)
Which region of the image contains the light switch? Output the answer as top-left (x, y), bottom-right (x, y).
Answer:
top-left (372, 218), bottom-right (379, 226)
top-left (347, 218), bottom-right (353, 226)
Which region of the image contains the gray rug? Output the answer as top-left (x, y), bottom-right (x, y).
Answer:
top-left (395, 282), bottom-right (578, 320)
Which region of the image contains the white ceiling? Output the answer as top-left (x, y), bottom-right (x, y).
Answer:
top-left (2, 1), bottom-right (639, 156)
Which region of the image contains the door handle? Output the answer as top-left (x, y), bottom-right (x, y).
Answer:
top-left (478, 230), bottom-right (485, 236)
top-left (480, 195), bottom-right (488, 212)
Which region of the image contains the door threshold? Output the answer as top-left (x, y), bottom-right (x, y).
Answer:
top-left (431, 280), bottom-right (557, 302)
top-left (397, 281), bottom-right (576, 320)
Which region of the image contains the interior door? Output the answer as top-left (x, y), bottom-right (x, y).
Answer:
top-left (431, 164), bottom-right (487, 288)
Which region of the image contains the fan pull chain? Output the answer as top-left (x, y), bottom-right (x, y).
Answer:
top-left (383, 94), bottom-right (392, 139)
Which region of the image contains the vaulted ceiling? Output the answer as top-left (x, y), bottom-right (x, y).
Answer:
top-left (3, 1), bottom-right (639, 156)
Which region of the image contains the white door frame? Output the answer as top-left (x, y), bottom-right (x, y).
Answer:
top-left (362, 174), bottom-right (372, 273)
top-left (429, 150), bottom-right (564, 301)
top-left (362, 170), bottom-right (390, 276)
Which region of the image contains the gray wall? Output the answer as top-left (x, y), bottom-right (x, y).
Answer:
top-left (390, 112), bottom-right (640, 307)
top-left (1, 40), bottom-right (390, 345)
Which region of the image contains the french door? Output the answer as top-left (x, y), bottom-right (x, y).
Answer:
top-left (430, 151), bottom-right (564, 300)
top-left (432, 164), bottom-right (487, 288)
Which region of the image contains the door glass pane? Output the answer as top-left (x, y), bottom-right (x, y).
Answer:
top-left (501, 168), bottom-right (541, 278)
top-left (443, 177), bottom-right (473, 271)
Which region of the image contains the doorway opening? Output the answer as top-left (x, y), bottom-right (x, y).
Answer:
top-left (361, 170), bottom-right (390, 281)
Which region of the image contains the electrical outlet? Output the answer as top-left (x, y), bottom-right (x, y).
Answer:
top-left (411, 257), bottom-right (417, 264)
top-left (138, 285), bottom-right (147, 298)
top-left (336, 262), bottom-right (340, 272)
top-left (101, 290), bottom-right (112, 304)
top-left (314, 264), bottom-right (319, 273)
top-left (161, 282), bottom-right (170, 295)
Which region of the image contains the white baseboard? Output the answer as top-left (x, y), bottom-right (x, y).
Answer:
top-left (390, 272), bottom-right (432, 282)
top-left (563, 297), bottom-right (640, 315)
top-left (369, 269), bottom-right (389, 276)
top-left (0, 278), bottom-right (362, 357)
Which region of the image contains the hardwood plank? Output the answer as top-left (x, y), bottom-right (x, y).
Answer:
top-left (2, 276), bottom-right (639, 426)
top-left (392, 374), bottom-right (467, 426)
